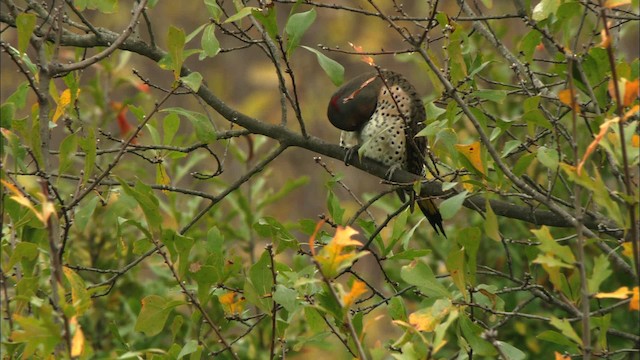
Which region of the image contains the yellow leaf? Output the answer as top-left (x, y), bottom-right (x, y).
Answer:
top-left (622, 242), bottom-right (634, 259)
top-left (577, 116), bottom-right (619, 175)
top-left (558, 89), bottom-right (580, 113)
top-left (53, 89), bottom-right (81, 124)
top-left (343, 281), bottom-right (367, 308)
top-left (314, 226), bottom-right (368, 278)
top-left (1, 179), bottom-right (55, 224)
top-left (604, 0), bottom-right (631, 8)
top-left (408, 300), bottom-right (451, 332)
top-left (595, 286), bottom-right (632, 299)
top-left (555, 352), bottom-right (571, 360)
top-left (220, 292), bottom-right (245, 315)
top-left (624, 105), bottom-right (639, 123)
top-left (599, 28), bottom-right (611, 48)
top-left (70, 316), bottom-right (85, 357)
top-left (630, 287), bottom-right (639, 311)
top-left (455, 141), bottom-right (484, 174)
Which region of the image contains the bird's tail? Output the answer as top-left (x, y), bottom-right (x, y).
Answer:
top-left (417, 198), bottom-right (446, 237)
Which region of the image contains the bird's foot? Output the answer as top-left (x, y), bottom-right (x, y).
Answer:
top-left (385, 163), bottom-right (402, 180)
top-left (344, 145), bottom-right (360, 166)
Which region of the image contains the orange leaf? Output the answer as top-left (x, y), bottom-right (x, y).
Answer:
top-left (624, 105), bottom-right (639, 123)
top-left (349, 42), bottom-right (376, 67)
top-left (455, 141), bottom-right (485, 174)
top-left (558, 88), bottom-right (580, 113)
top-left (343, 281), bottom-right (367, 308)
top-left (604, 0), bottom-right (631, 8)
top-left (595, 286), bottom-right (632, 299)
top-left (599, 28), bottom-right (611, 48)
top-left (623, 79), bottom-right (639, 107)
top-left (577, 116), bottom-right (619, 175)
top-left (555, 352), bottom-right (571, 360)
top-left (630, 287), bottom-right (639, 311)
top-left (622, 242), bottom-right (634, 259)
top-left (308, 219), bottom-right (326, 256)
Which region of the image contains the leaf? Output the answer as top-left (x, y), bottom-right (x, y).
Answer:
top-left (273, 285), bottom-right (299, 313)
top-left (63, 268), bottom-right (91, 316)
top-left (459, 314), bottom-right (497, 356)
top-left (285, 9), bottom-right (317, 55)
top-left (588, 255), bottom-right (612, 293)
top-left (219, 292), bottom-right (246, 315)
top-left (2, 179), bottom-right (56, 225)
top-left (204, 0), bottom-right (223, 21)
top-left (135, 295), bottom-right (185, 336)
top-left (252, 7), bottom-right (279, 40)
top-left (118, 179), bottom-right (162, 235)
top-left (224, 6), bottom-right (259, 23)
top-left (594, 286), bottom-right (633, 299)
top-left (69, 316), bottom-right (85, 357)
top-left (558, 89), bottom-right (580, 113)
top-left (401, 260), bottom-right (450, 298)
top-left (200, 25), bottom-right (220, 59)
top-left (484, 200), bottom-right (500, 242)
top-left (180, 71), bottom-right (203, 92)
top-left (79, 128), bottom-right (96, 183)
top-left (537, 145), bottom-right (559, 169)
top-left (301, 46), bottom-right (344, 86)
top-left (409, 299), bottom-right (452, 332)
top-left (439, 191), bottom-right (468, 220)
top-left (531, 226), bottom-right (576, 264)
top-left (16, 13), bottom-right (36, 56)
top-left (456, 142), bottom-right (484, 174)
top-left (58, 133), bottom-right (78, 175)
top-left (177, 339), bottom-right (199, 359)
top-left (342, 281), bottom-right (367, 308)
top-left (549, 317), bottom-right (583, 345)
top-left (53, 88), bottom-right (81, 123)
top-left (2, 242), bottom-right (38, 273)
top-left (167, 26), bottom-right (186, 79)
top-left (161, 107), bottom-right (216, 142)
top-left (314, 226), bottom-right (368, 278)
top-left (538, 330), bottom-right (580, 350)
top-left (495, 341), bottom-right (526, 360)
top-left (12, 313), bottom-right (62, 358)
top-left (532, 0), bottom-right (561, 21)
top-left (446, 247), bottom-right (466, 299)
top-left (604, 0), bottom-right (631, 8)
top-left (630, 287), bottom-right (639, 311)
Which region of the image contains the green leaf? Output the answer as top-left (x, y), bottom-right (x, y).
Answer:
top-left (257, 176), bottom-right (309, 210)
top-left (2, 242), bottom-right (38, 273)
top-left (446, 247), bottom-right (466, 298)
top-left (79, 128), bottom-right (96, 183)
top-left (180, 71), bottom-right (203, 92)
top-left (118, 179), bottom-right (162, 235)
top-left (522, 109), bottom-right (552, 130)
top-left (532, 0), bottom-right (560, 21)
top-left (459, 314), bottom-right (497, 356)
top-left (204, 0), bottom-right (223, 21)
top-left (400, 260), bottom-right (450, 298)
top-left (537, 145), bottom-right (559, 169)
top-left (58, 133), bottom-right (78, 175)
top-left (387, 249), bottom-right (431, 261)
top-left (285, 9), bottom-right (317, 55)
top-left (301, 46), bottom-right (344, 86)
top-left (167, 26), bottom-right (186, 79)
top-left (495, 341), bottom-right (526, 360)
top-left (388, 296), bottom-right (407, 321)
top-left (224, 6), bottom-right (259, 23)
top-left (161, 107), bottom-right (216, 142)
top-left (200, 25), bottom-right (220, 59)
top-left (537, 330), bottom-right (580, 351)
top-left (457, 227), bottom-right (481, 285)
top-left (12, 313), bottom-right (62, 358)
top-left (531, 226), bottom-right (576, 264)
top-left (63, 267), bottom-right (91, 316)
top-left (177, 339), bottom-right (199, 359)
top-left (163, 113), bottom-right (180, 145)
top-left (16, 13), bottom-right (37, 56)
top-left (519, 30), bottom-right (542, 62)
top-left (252, 7), bottom-right (279, 40)
top-left (244, 251), bottom-right (274, 312)
top-left (75, 195), bottom-right (99, 232)
top-left (439, 191), bottom-right (468, 220)
top-left (484, 200), bottom-right (500, 242)
top-left (273, 285), bottom-right (299, 313)
top-left (588, 254), bottom-right (612, 294)
top-left (550, 317), bottom-right (583, 345)
top-left (134, 295), bottom-right (185, 336)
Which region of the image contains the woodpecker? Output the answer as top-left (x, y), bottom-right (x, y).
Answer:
top-left (327, 70), bottom-right (446, 236)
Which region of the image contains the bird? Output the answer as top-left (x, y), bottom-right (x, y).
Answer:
top-left (326, 70), bottom-right (446, 236)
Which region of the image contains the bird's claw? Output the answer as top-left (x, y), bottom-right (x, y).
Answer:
top-left (344, 146), bottom-right (360, 166)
